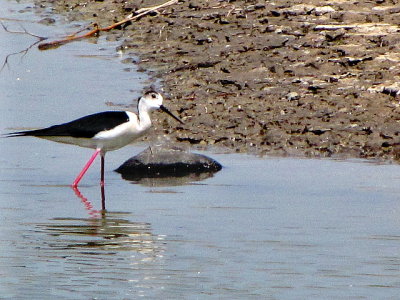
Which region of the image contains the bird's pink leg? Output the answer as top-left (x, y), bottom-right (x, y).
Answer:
top-left (72, 149), bottom-right (101, 187)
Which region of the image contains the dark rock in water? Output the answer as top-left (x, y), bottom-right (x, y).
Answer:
top-left (115, 147), bottom-right (222, 183)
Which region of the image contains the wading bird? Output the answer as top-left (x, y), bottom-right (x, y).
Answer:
top-left (6, 91), bottom-right (183, 188)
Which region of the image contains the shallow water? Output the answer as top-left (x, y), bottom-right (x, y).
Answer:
top-left (2, 1), bottom-right (400, 299)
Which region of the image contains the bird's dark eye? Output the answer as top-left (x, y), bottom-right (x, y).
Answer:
top-left (151, 93), bottom-right (157, 99)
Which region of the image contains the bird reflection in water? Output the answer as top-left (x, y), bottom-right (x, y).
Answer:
top-left (72, 185), bottom-right (105, 216)
top-left (36, 188), bottom-right (163, 255)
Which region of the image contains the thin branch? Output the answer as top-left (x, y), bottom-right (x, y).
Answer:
top-left (0, 22), bottom-right (48, 73)
top-left (38, 0), bottom-right (178, 51)
top-left (1, 22), bottom-right (47, 40)
top-left (0, 39), bottom-right (43, 73)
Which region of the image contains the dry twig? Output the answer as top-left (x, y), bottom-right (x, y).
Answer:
top-left (0, 22), bottom-right (47, 72)
top-left (38, 0), bottom-right (178, 50)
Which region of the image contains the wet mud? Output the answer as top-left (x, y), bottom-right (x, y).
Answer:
top-left (33, 0), bottom-right (400, 160)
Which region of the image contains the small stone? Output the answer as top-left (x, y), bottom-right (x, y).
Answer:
top-left (285, 4), bottom-right (315, 16)
top-left (124, 3), bottom-right (138, 12)
top-left (314, 6), bottom-right (336, 16)
top-left (286, 92), bottom-right (300, 101)
top-left (38, 17), bottom-right (56, 25)
top-left (255, 3), bottom-right (266, 10)
top-left (196, 36), bottom-right (213, 45)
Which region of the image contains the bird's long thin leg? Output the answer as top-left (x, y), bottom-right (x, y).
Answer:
top-left (100, 152), bottom-right (106, 211)
top-left (101, 183), bottom-right (106, 211)
top-left (72, 148), bottom-right (101, 187)
top-left (100, 152), bottom-right (105, 187)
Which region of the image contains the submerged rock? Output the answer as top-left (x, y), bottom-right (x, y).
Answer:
top-left (115, 146), bottom-right (222, 183)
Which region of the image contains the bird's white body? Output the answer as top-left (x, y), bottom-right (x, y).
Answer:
top-left (40, 111), bottom-right (150, 152)
top-left (92, 111), bottom-right (148, 151)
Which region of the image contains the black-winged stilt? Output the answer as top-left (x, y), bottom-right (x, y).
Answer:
top-left (6, 91), bottom-right (183, 188)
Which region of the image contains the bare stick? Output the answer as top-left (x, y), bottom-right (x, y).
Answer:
top-left (0, 22), bottom-right (47, 73)
top-left (38, 0), bottom-right (178, 50)
top-left (1, 21), bottom-right (46, 40)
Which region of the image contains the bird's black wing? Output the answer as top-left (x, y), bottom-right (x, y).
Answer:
top-left (7, 111), bottom-right (130, 138)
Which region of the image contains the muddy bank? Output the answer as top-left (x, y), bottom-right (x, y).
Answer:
top-left (33, 0), bottom-right (400, 161)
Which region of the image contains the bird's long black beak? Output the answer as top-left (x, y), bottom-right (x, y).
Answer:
top-left (160, 105), bottom-right (184, 124)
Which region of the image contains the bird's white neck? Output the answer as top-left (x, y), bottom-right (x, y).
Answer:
top-left (137, 100), bottom-right (153, 131)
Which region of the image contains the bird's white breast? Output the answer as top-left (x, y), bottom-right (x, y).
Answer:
top-left (92, 111), bottom-right (150, 151)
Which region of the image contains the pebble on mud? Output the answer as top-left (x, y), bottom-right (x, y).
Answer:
top-left (286, 92), bottom-right (300, 101)
top-left (38, 17), bottom-right (55, 25)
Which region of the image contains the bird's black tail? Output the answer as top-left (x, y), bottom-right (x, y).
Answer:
top-left (2, 130), bottom-right (38, 138)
